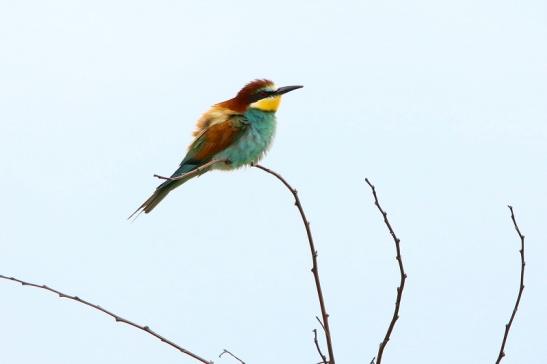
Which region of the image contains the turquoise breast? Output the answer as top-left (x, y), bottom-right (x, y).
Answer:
top-left (214, 108), bottom-right (276, 169)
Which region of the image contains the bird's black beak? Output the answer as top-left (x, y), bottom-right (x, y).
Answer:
top-left (273, 85), bottom-right (304, 96)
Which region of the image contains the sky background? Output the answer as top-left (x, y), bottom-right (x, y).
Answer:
top-left (1, 1), bottom-right (546, 363)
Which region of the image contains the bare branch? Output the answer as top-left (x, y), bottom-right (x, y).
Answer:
top-left (313, 329), bottom-right (328, 364)
top-left (154, 159), bottom-right (229, 181)
top-left (0, 274), bottom-right (213, 364)
top-left (365, 178), bottom-right (407, 364)
top-left (253, 164), bottom-right (335, 364)
top-left (495, 205), bottom-right (526, 364)
top-left (218, 349), bottom-right (245, 364)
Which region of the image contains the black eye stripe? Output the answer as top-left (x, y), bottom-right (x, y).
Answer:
top-left (250, 89), bottom-right (275, 102)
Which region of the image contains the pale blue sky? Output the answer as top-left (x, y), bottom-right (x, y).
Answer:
top-left (1, 1), bottom-right (546, 363)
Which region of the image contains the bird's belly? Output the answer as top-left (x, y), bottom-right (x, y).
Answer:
top-left (213, 124), bottom-right (275, 170)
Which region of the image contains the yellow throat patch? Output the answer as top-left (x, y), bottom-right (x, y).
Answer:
top-left (250, 95), bottom-right (282, 112)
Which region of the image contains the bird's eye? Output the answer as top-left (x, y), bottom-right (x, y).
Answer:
top-left (250, 89), bottom-right (274, 102)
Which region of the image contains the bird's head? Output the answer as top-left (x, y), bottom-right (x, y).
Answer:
top-left (218, 79), bottom-right (303, 113)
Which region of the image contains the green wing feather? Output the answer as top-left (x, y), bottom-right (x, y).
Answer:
top-left (128, 115), bottom-right (248, 219)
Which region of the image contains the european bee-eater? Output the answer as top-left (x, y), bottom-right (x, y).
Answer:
top-left (129, 79), bottom-right (303, 219)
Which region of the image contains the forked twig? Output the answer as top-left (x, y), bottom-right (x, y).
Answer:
top-left (315, 315), bottom-right (326, 332)
top-left (313, 329), bottom-right (328, 364)
top-left (253, 164), bottom-right (335, 364)
top-left (495, 205), bottom-right (526, 364)
top-left (154, 159), bottom-right (229, 181)
top-left (219, 349), bottom-right (245, 364)
top-left (365, 178), bottom-right (407, 364)
top-left (0, 275), bottom-right (212, 364)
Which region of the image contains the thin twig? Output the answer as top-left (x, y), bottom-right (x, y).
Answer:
top-left (314, 315), bottom-right (328, 363)
top-left (0, 274), bottom-right (212, 364)
top-left (253, 164), bottom-right (335, 364)
top-left (313, 329), bottom-right (328, 364)
top-left (365, 178), bottom-right (407, 364)
top-left (154, 159), bottom-right (229, 181)
top-left (315, 315), bottom-right (326, 332)
top-left (218, 349), bottom-right (245, 364)
top-left (495, 205), bottom-right (526, 364)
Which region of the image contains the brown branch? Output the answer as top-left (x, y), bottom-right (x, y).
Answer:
top-left (313, 329), bottom-right (328, 364)
top-left (218, 349), bottom-right (245, 364)
top-left (253, 164), bottom-right (335, 364)
top-left (365, 178), bottom-right (407, 364)
top-left (495, 205), bottom-right (526, 364)
top-left (0, 274), bottom-right (212, 364)
top-left (154, 159), bottom-right (229, 181)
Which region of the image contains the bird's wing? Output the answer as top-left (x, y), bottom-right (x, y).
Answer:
top-left (192, 105), bottom-right (233, 136)
top-left (182, 113), bottom-right (248, 165)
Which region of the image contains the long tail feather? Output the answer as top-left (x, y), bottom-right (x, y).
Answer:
top-left (128, 181), bottom-right (175, 220)
top-left (128, 183), bottom-right (170, 219)
top-left (128, 163), bottom-right (202, 220)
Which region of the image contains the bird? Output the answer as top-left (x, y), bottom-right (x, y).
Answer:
top-left (129, 79), bottom-right (303, 219)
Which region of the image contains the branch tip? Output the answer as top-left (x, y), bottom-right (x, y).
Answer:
top-left (495, 205), bottom-right (526, 364)
top-left (218, 349), bottom-right (245, 364)
top-left (365, 178), bottom-right (406, 364)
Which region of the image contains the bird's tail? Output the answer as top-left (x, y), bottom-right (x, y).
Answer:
top-left (128, 163), bottom-right (202, 220)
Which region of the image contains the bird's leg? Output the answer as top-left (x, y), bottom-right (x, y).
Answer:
top-left (153, 159), bottom-right (229, 182)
